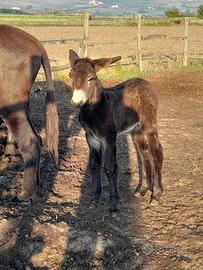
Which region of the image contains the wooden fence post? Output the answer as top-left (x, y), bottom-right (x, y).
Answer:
top-left (79, 12), bottom-right (89, 58)
top-left (183, 17), bottom-right (188, 66)
top-left (137, 14), bottom-right (143, 71)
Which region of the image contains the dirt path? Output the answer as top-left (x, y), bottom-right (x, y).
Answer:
top-left (0, 71), bottom-right (202, 270)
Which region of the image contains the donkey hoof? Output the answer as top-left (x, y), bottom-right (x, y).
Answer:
top-left (150, 197), bottom-right (159, 206)
top-left (94, 191), bottom-right (101, 202)
top-left (18, 190), bottom-right (39, 203)
top-left (109, 195), bottom-right (120, 212)
top-left (134, 191), bottom-right (142, 198)
top-left (151, 187), bottom-right (163, 202)
top-left (110, 204), bottom-right (119, 212)
top-left (18, 191), bottom-right (31, 202)
top-left (134, 185), bottom-right (148, 197)
top-left (91, 198), bottom-right (99, 209)
top-left (91, 192), bottom-right (101, 208)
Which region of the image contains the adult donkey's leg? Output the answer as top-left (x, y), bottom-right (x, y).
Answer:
top-left (4, 107), bottom-right (41, 202)
top-left (4, 130), bottom-right (17, 156)
top-left (4, 102), bottom-right (30, 156)
top-left (86, 132), bottom-right (102, 205)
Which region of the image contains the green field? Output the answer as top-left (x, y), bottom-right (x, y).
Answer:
top-left (1, 14), bottom-right (203, 27)
top-left (0, 14), bottom-right (82, 26)
top-left (0, 14), bottom-right (137, 27)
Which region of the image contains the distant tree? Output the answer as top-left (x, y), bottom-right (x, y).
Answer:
top-left (0, 8), bottom-right (25, 14)
top-left (164, 8), bottom-right (183, 18)
top-left (25, 5), bottom-right (33, 11)
top-left (197, 5), bottom-right (203, 18)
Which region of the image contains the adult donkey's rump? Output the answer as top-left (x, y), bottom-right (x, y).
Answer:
top-left (69, 49), bottom-right (163, 211)
top-left (0, 25), bottom-right (59, 202)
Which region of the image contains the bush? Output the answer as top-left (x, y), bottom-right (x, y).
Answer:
top-left (197, 5), bottom-right (203, 18)
top-left (165, 8), bottom-right (183, 18)
top-left (173, 19), bottom-right (182, 25)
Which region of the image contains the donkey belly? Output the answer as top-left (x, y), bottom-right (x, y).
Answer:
top-left (118, 121), bottom-right (143, 136)
top-left (116, 104), bottom-right (141, 136)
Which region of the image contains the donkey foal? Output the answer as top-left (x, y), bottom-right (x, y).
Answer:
top-left (69, 50), bottom-right (163, 211)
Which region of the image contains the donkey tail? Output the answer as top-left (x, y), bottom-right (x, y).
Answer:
top-left (41, 50), bottom-right (59, 161)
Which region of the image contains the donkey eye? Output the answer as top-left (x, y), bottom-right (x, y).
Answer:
top-left (87, 77), bottom-right (96, 82)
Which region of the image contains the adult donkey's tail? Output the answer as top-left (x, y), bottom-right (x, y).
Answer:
top-left (41, 50), bottom-right (59, 161)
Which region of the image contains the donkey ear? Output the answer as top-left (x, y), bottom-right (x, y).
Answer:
top-left (91, 56), bottom-right (121, 72)
top-left (69, 49), bottom-right (80, 67)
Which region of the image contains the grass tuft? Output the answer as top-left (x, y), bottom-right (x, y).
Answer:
top-left (98, 64), bottom-right (150, 81)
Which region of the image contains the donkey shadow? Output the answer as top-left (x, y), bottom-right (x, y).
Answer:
top-left (60, 132), bottom-right (146, 269)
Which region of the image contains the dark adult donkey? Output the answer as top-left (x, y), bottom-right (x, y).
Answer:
top-left (69, 49), bottom-right (163, 211)
top-left (0, 25), bottom-right (59, 202)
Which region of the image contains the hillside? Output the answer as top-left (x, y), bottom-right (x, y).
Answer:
top-left (0, 0), bottom-right (202, 16)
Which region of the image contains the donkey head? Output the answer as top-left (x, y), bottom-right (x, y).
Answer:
top-left (69, 49), bottom-right (121, 106)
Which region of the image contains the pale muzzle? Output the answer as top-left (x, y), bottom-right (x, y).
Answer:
top-left (71, 89), bottom-right (87, 106)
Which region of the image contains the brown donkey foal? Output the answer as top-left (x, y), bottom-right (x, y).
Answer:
top-left (0, 25), bottom-right (58, 202)
top-left (69, 49), bottom-right (163, 211)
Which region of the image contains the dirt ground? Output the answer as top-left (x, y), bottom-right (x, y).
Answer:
top-left (0, 70), bottom-right (202, 270)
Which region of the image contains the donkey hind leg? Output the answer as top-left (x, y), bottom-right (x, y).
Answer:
top-left (134, 143), bottom-right (149, 197)
top-left (4, 108), bottom-right (41, 202)
top-left (147, 131), bottom-right (163, 202)
top-left (4, 102), bottom-right (31, 157)
top-left (131, 133), bottom-right (153, 197)
top-left (25, 105), bottom-right (42, 148)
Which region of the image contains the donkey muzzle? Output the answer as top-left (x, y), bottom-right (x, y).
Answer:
top-left (71, 89), bottom-right (87, 106)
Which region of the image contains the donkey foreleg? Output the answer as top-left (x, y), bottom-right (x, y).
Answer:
top-left (103, 137), bottom-right (119, 212)
top-left (86, 132), bottom-right (102, 205)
